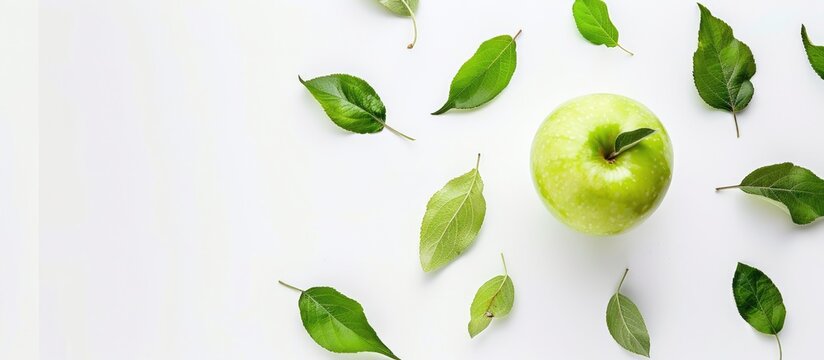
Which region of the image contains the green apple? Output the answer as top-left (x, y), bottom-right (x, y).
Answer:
top-left (530, 94), bottom-right (673, 235)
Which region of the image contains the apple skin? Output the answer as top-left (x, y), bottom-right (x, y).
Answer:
top-left (530, 94), bottom-right (673, 236)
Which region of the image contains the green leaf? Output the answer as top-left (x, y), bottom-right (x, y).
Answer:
top-left (609, 128), bottom-right (656, 161)
top-left (692, 3), bottom-right (757, 138)
top-left (419, 154), bottom-right (486, 272)
top-left (732, 263), bottom-right (786, 359)
top-left (377, 0), bottom-right (419, 49)
top-left (802, 25), bottom-right (824, 79)
top-left (606, 269), bottom-right (651, 358)
top-left (716, 163), bottom-right (824, 225)
top-left (572, 0), bottom-right (633, 55)
top-left (299, 74), bottom-right (414, 141)
top-left (284, 283), bottom-right (401, 360)
top-left (732, 263), bottom-right (786, 335)
top-left (468, 254), bottom-right (515, 338)
top-left (432, 31), bottom-right (520, 115)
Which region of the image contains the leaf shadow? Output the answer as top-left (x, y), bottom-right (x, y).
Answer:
top-left (420, 220), bottom-right (488, 283)
top-left (432, 107), bottom-right (481, 117)
top-left (296, 83), bottom-right (352, 138)
top-left (727, 194), bottom-right (823, 233)
top-left (419, 246), bottom-right (481, 283)
top-left (467, 314), bottom-right (515, 343)
top-left (360, 0), bottom-right (397, 17)
top-left (430, 99), bottom-right (511, 118)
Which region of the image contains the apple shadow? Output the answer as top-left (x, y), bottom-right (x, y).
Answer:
top-left (526, 208), bottom-right (632, 287)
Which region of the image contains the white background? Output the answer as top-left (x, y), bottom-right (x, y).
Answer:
top-left (1, 0), bottom-right (37, 358)
top-left (37, 0), bottom-right (824, 359)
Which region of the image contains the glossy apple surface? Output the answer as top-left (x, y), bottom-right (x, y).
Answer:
top-left (531, 94), bottom-right (673, 235)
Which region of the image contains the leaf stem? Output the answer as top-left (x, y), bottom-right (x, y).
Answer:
top-left (278, 280), bottom-right (304, 293)
top-left (733, 111), bottom-right (740, 138)
top-left (500, 253), bottom-right (508, 275)
top-left (383, 123), bottom-right (416, 141)
top-left (402, 0), bottom-right (418, 49)
top-left (513, 29), bottom-right (523, 41)
top-left (715, 185), bottom-right (741, 191)
top-left (616, 268), bottom-right (630, 293)
top-left (775, 334), bottom-right (783, 360)
top-left (616, 43), bottom-right (634, 56)
top-left (475, 153), bottom-right (482, 170)
top-left (370, 115), bottom-right (416, 141)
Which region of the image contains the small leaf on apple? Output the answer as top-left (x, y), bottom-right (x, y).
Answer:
top-left (716, 163), bottom-right (824, 225)
top-left (732, 263), bottom-right (786, 359)
top-left (606, 269), bottom-right (651, 358)
top-left (432, 31), bottom-right (520, 115)
top-left (468, 254), bottom-right (515, 338)
top-left (420, 154), bottom-right (486, 272)
top-left (693, 3), bottom-right (756, 138)
top-left (377, 0), bottom-right (419, 49)
top-left (278, 281), bottom-right (401, 360)
top-left (300, 74), bottom-right (415, 141)
top-left (609, 128), bottom-right (656, 161)
top-left (572, 0), bottom-right (633, 55)
top-left (802, 25), bottom-right (824, 79)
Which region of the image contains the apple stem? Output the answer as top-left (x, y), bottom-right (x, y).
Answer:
top-left (513, 29), bottom-right (523, 41)
top-left (733, 111), bottom-right (740, 138)
top-left (402, 0), bottom-right (418, 49)
top-left (616, 268), bottom-right (629, 293)
top-left (475, 153), bottom-right (481, 170)
top-left (278, 280), bottom-right (304, 293)
top-left (715, 185), bottom-right (741, 191)
top-left (606, 148), bottom-right (624, 162)
top-left (617, 44), bottom-right (634, 56)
